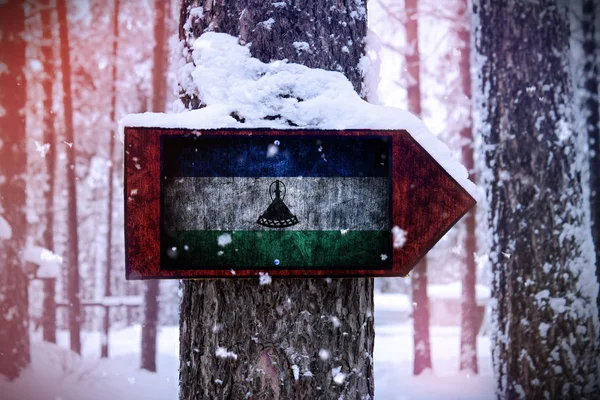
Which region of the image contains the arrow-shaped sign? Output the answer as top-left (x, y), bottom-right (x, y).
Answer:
top-left (124, 128), bottom-right (475, 279)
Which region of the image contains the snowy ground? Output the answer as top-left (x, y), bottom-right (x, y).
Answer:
top-left (1, 294), bottom-right (495, 400)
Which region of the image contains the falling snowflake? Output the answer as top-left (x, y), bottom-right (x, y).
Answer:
top-left (217, 233), bottom-right (232, 247)
top-left (331, 366), bottom-right (346, 384)
top-left (267, 144), bottom-right (279, 157)
top-left (259, 272), bottom-right (272, 285)
top-left (392, 226), bottom-right (407, 248)
top-left (34, 141), bottom-right (50, 157)
top-left (215, 347), bottom-right (238, 360)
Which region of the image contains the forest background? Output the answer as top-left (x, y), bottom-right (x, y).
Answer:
top-left (0, 0), bottom-right (598, 399)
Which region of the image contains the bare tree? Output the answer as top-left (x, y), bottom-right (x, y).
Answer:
top-left (57, 0), bottom-right (81, 355)
top-left (404, 0), bottom-right (433, 376)
top-left (101, 0), bottom-right (121, 360)
top-left (581, 0), bottom-right (600, 320)
top-left (474, 0), bottom-right (600, 397)
top-left (39, 0), bottom-right (58, 345)
top-left (456, 0), bottom-right (478, 374)
top-left (177, 1), bottom-right (373, 398)
top-left (0, 0), bottom-right (31, 379)
top-left (141, 0), bottom-right (170, 373)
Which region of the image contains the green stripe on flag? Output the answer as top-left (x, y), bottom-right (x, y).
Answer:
top-left (162, 230), bottom-right (391, 269)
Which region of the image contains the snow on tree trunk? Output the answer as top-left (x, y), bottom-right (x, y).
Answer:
top-left (404, 0), bottom-right (432, 376)
top-left (456, 0), bottom-right (478, 374)
top-left (581, 0), bottom-right (600, 323)
top-left (0, 0), bottom-right (31, 380)
top-left (141, 0), bottom-right (169, 373)
top-left (473, 0), bottom-right (600, 397)
top-left (177, 1), bottom-right (374, 398)
top-left (57, 0), bottom-right (81, 355)
top-left (40, 0), bottom-right (58, 345)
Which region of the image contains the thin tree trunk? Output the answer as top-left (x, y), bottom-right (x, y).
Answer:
top-left (0, 0), bottom-right (30, 380)
top-left (582, 0), bottom-right (600, 323)
top-left (457, 0), bottom-right (477, 374)
top-left (151, 0), bottom-right (168, 111)
top-left (141, 0), bottom-right (169, 373)
top-left (101, 0), bottom-right (120, 359)
top-left (141, 279), bottom-right (159, 371)
top-left (474, 0), bottom-right (600, 397)
top-left (178, 1), bottom-right (373, 398)
top-left (411, 259), bottom-right (431, 375)
top-left (404, 0), bottom-right (432, 376)
top-left (40, 0), bottom-right (58, 345)
top-left (57, 0), bottom-right (81, 355)
top-left (41, 279), bottom-right (56, 342)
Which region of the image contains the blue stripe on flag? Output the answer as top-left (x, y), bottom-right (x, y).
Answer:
top-left (162, 135), bottom-right (390, 177)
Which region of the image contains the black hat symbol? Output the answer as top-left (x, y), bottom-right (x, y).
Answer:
top-left (257, 180), bottom-right (299, 228)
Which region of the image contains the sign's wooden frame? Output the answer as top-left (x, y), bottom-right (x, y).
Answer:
top-left (124, 127), bottom-right (475, 280)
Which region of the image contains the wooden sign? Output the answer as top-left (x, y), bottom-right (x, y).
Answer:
top-left (124, 127), bottom-right (475, 279)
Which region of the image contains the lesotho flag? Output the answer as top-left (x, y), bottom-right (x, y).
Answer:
top-left (161, 134), bottom-right (392, 270)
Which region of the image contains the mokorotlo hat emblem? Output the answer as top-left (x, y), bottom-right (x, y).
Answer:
top-left (257, 180), bottom-right (299, 228)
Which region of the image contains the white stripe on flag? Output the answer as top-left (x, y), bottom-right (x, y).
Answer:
top-left (163, 177), bottom-right (389, 231)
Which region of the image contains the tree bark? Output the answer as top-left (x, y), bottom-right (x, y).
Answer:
top-left (404, 0), bottom-right (432, 376)
top-left (40, 0), bottom-right (58, 345)
top-left (582, 0), bottom-right (600, 324)
top-left (0, 0), bottom-right (31, 380)
top-left (457, 0), bottom-right (478, 374)
top-left (141, 0), bottom-right (169, 373)
top-left (179, 0), bottom-right (368, 109)
top-left (474, 0), bottom-right (600, 397)
top-left (57, 0), bottom-right (81, 355)
top-left (178, 1), bottom-right (374, 398)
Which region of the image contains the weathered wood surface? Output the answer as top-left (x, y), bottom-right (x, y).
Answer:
top-left (124, 128), bottom-right (475, 279)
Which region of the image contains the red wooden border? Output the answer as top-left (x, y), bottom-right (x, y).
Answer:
top-left (124, 127), bottom-right (475, 279)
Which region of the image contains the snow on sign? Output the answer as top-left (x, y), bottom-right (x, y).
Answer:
top-left (124, 127), bottom-right (475, 279)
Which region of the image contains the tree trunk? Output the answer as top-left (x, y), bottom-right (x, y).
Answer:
top-left (101, 0), bottom-right (120, 360)
top-left (474, 0), bottom-right (600, 397)
top-left (141, 0), bottom-right (169, 373)
top-left (177, 1), bottom-right (373, 398)
top-left (40, 0), bottom-right (58, 345)
top-left (151, 0), bottom-right (168, 112)
top-left (57, 0), bottom-right (81, 355)
top-left (582, 0), bottom-right (600, 324)
top-left (0, 0), bottom-right (31, 380)
top-left (404, 0), bottom-right (432, 376)
top-left (141, 279), bottom-right (160, 372)
top-left (457, 0), bottom-right (478, 374)
top-left (411, 260), bottom-right (431, 375)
